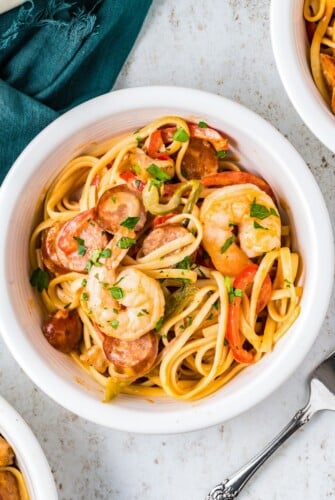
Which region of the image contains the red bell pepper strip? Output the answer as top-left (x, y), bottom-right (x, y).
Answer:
top-left (120, 171), bottom-right (145, 191)
top-left (147, 130), bottom-right (170, 160)
top-left (201, 171), bottom-right (275, 200)
top-left (152, 213), bottom-right (176, 227)
top-left (226, 264), bottom-right (272, 364)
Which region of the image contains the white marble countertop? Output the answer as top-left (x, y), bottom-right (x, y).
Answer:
top-left (1, 1), bottom-right (335, 499)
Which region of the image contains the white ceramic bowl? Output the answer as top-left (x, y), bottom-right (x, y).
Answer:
top-left (271, 0), bottom-right (335, 151)
top-left (0, 86), bottom-right (333, 434)
top-left (0, 394), bottom-right (57, 499)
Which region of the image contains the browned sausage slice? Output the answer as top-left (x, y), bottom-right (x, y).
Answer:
top-left (55, 208), bottom-right (108, 273)
top-left (41, 222), bottom-right (65, 274)
top-left (142, 224), bottom-right (189, 256)
top-left (181, 138), bottom-right (218, 179)
top-left (96, 185), bottom-right (146, 234)
top-left (103, 331), bottom-right (158, 378)
top-left (0, 437), bottom-right (14, 467)
top-left (42, 309), bottom-right (83, 353)
top-left (0, 471), bottom-right (21, 500)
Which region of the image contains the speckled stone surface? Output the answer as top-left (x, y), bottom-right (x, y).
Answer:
top-left (1, 1), bottom-right (335, 499)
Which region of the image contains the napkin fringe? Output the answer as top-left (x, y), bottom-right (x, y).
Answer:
top-left (0, 0), bottom-right (97, 49)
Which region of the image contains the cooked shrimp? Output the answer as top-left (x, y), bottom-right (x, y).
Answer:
top-left (200, 183), bottom-right (281, 276)
top-left (85, 265), bottom-right (165, 340)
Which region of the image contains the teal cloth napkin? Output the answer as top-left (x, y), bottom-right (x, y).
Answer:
top-left (0, 0), bottom-right (152, 183)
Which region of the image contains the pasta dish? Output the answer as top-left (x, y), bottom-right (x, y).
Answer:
top-left (0, 435), bottom-right (29, 499)
top-left (304, 0), bottom-right (335, 113)
top-left (30, 116), bottom-right (302, 402)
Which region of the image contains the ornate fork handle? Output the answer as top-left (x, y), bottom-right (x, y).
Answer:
top-left (206, 403), bottom-right (314, 499)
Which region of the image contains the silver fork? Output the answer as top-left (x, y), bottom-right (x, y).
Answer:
top-left (206, 350), bottom-right (335, 499)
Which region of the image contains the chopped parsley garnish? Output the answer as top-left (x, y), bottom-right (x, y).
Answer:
top-left (100, 248), bottom-right (112, 258)
top-left (155, 316), bottom-right (164, 331)
top-left (147, 164), bottom-right (171, 183)
top-left (113, 308), bottom-right (119, 314)
top-left (30, 267), bottom-right (49, 292)
top-left (220, 236), bottom-right (234, 253)
top-left (109, 286), bottom-right (125, 300)
top-left (284, 278), bottom-right (292, 288)
top-left (224, 276), bottom-right (243, 302)
top-left (215, 150), bottom-right (227, 159)
top-left (110, 195), bottom-right (117, 203)
top-left (134, 179), bottom-right (142, 189)
top-left (85, 260), bottom-right (93, 272)
top-left (250, 199), bottom-right (279, 220)
top-left (228, 221), bottom-right (236, 227)
top-left (253, 221), bottom-right (268, 230)
top-left (82, 292), bottom-right (89, 301)
top-left (132, 164), bottom-right (141, 175)
top-left (109, 319), bottom-right (119, 329)
top-left (120, 216), bottom-right (140, 230)
top-left (172, 127), bottom-right (190, 142)
top-left (73, 236), bottom-right (87, 256)
top-left (85, 248), bottom-right (111, 270)
top-left (176, 256), bottom-right (193, 270)
top-left (81, 278), bottom-right (87, 287)
top-left (116, 237), bottom-right (136, 249)
top-left (198, 121), bottom-right (208, 128)
top-left (136, 136), bottom-right (143, 147)
top-left (137, 308), bottom-right (149, 317)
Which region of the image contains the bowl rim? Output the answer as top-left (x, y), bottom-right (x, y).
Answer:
top-left (0, 394), bottom-right (57, 498)
top-left (0, 85), bottom-right (333, 434)
top-left (270, 0), bottom-right (335, 152)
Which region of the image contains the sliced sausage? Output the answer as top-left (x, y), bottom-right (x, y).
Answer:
top-left (142, 224), bottom-right (189, 256)
top-left (181, 138), bottom-right (218, 179)
top-left (187, 122), bottom-right (229, 150)
top-left (103, 331), bottom-right (158, 378)
top-left (42, 309), bottom-right (83, 353)
top-left (41, 222), bottom-right (65, 274)
top-left (55, 208), bottom-right (108, 273)
top-left (0, 437), bottom-right (14, 467)
top-left (0, 471), bottom-right (20, 500)
top-left (96, 185), bottom-right (146, 234)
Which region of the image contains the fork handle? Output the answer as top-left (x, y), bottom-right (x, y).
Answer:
top-left (206, 403), bottom-right (314, 499)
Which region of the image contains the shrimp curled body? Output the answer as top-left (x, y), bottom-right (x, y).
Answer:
top-left (85, 266), bottom-right (165, 340)
top-left (200, 183), bottom-right (281, 276)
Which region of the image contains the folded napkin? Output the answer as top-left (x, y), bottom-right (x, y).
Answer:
top-left (0, 0), bottom-right (152, 184)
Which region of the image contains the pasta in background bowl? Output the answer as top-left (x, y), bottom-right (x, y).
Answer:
top-left (0, 86), bottom-right (332, 433)
top-left (271, 0), bottom-right (335, 152)
top-left (0, 395), bottom-right (57, 499)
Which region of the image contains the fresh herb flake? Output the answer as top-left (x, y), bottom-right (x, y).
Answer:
top-left (220, 236), bottom-right (234, 253)
top-left (73, 236), bottom-right (87, 256)
top-left (215, 150), bottom-right (227, 159)
top-left (172, 127), bottom-right (190, 142)
top-left (253, 221), bottom-right (268, 230)
top-left (120, 216), bottom-right (140, 230)
top-left (109, 286), bottom-right (125, 300)
top-left (132, 164), bottom-right (141, 175)
top-left (155, 316), bottom-right (164, 331)
top-left (250, 199), bottom-right (279, 220)
top-left (176, 256), bottom-right (193, 270)
top-left (82, 292), bottom-right (89, 301)
top-left (100, 248), bottom-right (112, 258)
top-left (198, 121), bottom-right (208, 128)
top-left (109, 319), bottom-right (119, 329)
top-left (147, 164), bottom-right (171, 182)
top-left (30, 267), bottom-right (49, 292)
top-left (116, 237), bottom-right (136, 249)
top-left (81, 278), bottom-right (87, 287)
